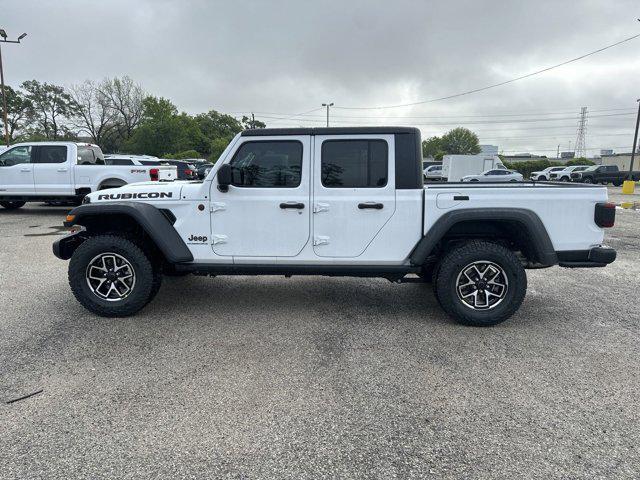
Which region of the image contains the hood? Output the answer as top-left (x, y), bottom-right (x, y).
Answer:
top-left (86, 181), bottom-right (185, 203)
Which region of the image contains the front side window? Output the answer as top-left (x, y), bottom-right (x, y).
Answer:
top-left (37, 146), bottom-right (67, 164)
top-left (321, 140), bottom-right (388, 188)
top-left (0, 146), bottom-right (32, 166)
top-left (229, 141), bottom-right (302, 188)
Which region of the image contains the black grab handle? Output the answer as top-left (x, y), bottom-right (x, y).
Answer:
top-left (358, 203), bottom-right (384, 210)
top-left (280, 202), bottom-right (305, 209)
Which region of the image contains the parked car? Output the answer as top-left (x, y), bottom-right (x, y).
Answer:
top-left (104, 156), bottom-right (177, 181)
top-left (549, 165), bottom-right (590, 181)
top-left (0, 142), bottom-right (177, 209)
top-left (530, 166), bottom-right (566, 181)
top-left (571, 164), bottom-right (640, 185)
top-left (423, 164), bottom-right (443, 181)
top-left (462, 169), bottom-right (523, 182)
top-left (195, 162), bottom-right (214, 179)
top-left (442, 154), bottom-right (506, 181)
top-left (161, 160), bottom-right (198, 180)
top-left (54, 126), bottom-right (616, 327)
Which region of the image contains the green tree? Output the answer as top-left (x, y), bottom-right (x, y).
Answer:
top-left (422, 136), bottom-right (445, 160)
top-left (0, 85), bottom-right (32, 142)
top-left (21, 80), bottom-right (78, 139)
top-left (440, 127), bottom-right (481, 155)
top-left (566, 157), bottom-right (595, 166)
top-left (241, 115), bottom-right (266, 129)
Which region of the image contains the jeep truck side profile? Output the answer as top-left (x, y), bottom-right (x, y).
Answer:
top-left (53, 127), bottom-right (616, 326)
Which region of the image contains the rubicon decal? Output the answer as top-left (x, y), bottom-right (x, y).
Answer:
top-left (97, 192), bottom-right (173, 200)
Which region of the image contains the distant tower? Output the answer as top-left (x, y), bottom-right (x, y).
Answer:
top-left (574, 107), bottom-right (588, 158)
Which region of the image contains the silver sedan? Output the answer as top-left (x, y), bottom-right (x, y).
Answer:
top-left (462, 169), bottom-right (524, 182)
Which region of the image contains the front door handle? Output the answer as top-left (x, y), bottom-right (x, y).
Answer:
top-left (358, 202), bottom-right (384, 210)
top-left (280, 202), bottom-right (305, 209)
top-left (57, 168), bottom-right (68, 173)
top-left (20, 168), bottom-right (31, 172)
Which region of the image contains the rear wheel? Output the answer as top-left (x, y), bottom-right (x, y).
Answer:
top-left (583, 177), bottom-right (593, 184)
top-left (0, 201), bottom-right (26, 210)
top-left (435, 240), bottom-right (527, 326)
top-left (68, 235), bottom-right (156, 317)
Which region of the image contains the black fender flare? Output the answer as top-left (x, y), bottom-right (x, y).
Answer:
top-left (409, 208), bottom-right (558, 266)
top-left (54, 202), bottom-right (193, 263)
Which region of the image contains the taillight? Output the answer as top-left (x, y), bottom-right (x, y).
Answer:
top-left (150, 168), bottom-right (159, 181)
top-left (185, 169), bottom-right (193, 176)
top-left (595, 202), bottom-right (616, 228)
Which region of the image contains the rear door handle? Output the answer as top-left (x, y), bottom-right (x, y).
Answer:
top-left (358, 202), bottom-right (384, 210)
top-left (20, 168), bottom-right (31, 172)
top-left (57, 168), bottom-right (68, 173)
top-left (280, 202), bottom-right (305, 209)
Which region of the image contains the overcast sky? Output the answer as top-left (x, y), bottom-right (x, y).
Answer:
top-left (3, 0), bottom-right (639, 155)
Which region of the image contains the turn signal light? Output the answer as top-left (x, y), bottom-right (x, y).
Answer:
top-left (66, 214), bottom-right (76, 223)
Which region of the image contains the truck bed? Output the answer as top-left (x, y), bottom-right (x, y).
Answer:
top-left (423, 182), bottom-right (608, 252)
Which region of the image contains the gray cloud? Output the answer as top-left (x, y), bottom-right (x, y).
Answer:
top-left (3, 0), bottom-right (639, 155)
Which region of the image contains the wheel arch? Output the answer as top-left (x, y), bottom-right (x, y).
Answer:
top-left (98, 178), bottom-right (128, 190)
top-left (410, 208), bottom-right (558, 267)
top-left (56, 202), bottom-right (193, 263)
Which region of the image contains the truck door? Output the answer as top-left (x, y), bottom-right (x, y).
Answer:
top-left (0, 146), bottom-right (35, 194)
top-left (312, 135), bottom-right (396, 257)
top-left (210, 136), bottom-right (311, 257)
top-left (33, 145), bottom-right (74, 195)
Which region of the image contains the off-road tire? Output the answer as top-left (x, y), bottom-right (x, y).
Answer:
top-left (68, 235), bottom-right (155, 317)
top-left (435, 240), bottom-right (527, 326)
top-left (0, 201), bottom-right (26, 210)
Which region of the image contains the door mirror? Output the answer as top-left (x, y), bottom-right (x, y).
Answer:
top-left (217, 163), bottom-right (232, 192)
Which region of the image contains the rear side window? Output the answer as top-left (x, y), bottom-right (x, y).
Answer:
top-left (106, 158), bottom-right (134, 166)
top-left (229, 141), bottom-right (303, 188)
top-left (0, 146), bottom-right (32, 166)
top-left (36, 146), bottom-right (67, 164)
top-left (139, 160), bottom-right (160, 166)
top-left (321, 140), bottom-right (388, 188)
top-left (77, 147), bottom-right (96, 164)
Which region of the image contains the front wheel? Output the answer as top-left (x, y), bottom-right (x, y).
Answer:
top-left (435, 240), bottom-right (527, 326)
top-left (0, 201), bottom-right (26, 210)
top-left (68, 235), bottom-right (157, 317)
top-left (583, 177), bottom-right (593, 184)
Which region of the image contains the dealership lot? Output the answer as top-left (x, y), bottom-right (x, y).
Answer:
top-left (1, 189), bottom-right (639, 479)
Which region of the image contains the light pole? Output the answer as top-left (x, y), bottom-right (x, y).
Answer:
top-left (628, 98), bottom-right (640, 180)
top-left (322, 102), bottom-right (334, 127)
top-left (0, 29), bottom-right (27, 147)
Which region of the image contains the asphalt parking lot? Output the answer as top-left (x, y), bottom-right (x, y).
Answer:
top-left (1, 187), bottom-right (639, 479)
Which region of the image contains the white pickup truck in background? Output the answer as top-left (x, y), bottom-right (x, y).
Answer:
top-left (0, 142), bottom-right (177, 209)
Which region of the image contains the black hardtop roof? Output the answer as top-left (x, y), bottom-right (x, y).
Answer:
top-left (241, 127), bottom-right (420, 137)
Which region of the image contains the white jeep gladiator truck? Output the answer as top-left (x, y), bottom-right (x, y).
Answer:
top-left (53, 127), bottom-right (617, 326)
top-left (0, 142), bottom-right (176, 209)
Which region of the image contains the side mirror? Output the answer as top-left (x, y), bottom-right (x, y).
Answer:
top-left (217, 163), bottom-right (232, 192)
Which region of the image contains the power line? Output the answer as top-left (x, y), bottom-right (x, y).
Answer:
top-left (254, 111), bottom-right (635, 126)
top-left (229, 106), bottom-right (635, 120)
top-left (333, 32), bottom-right (640, 110)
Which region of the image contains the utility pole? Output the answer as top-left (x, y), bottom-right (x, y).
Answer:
top-left (574, 106), bottom-right (588, 158)
top-left (251, 112), bottom-right (256, 129)
top-left (628, 98), bottom-right (640, 180)
top-left (322, 102), bottom-right (334, 127)
top-left (0, 29), bottom-right (27, 147)
top-left (557, 144), bottom-right (560, 159)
